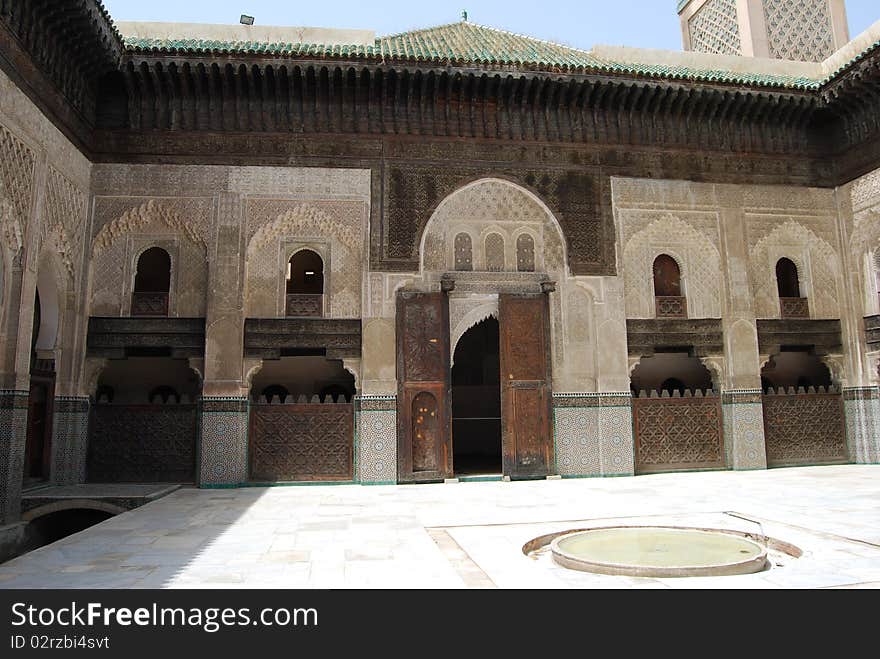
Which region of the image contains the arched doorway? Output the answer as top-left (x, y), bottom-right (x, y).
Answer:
top-left (286, 249), bottom-right (324, 317)
top-left (451, 317), bottom-right (501, 476)
top-left (24, 286), bottom-right (56, 485)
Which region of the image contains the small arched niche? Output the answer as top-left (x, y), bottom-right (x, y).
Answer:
top-left (653, 254), bottom-right (686, 318)
top-left (516, 233), bottom-right (535, 272)
top-left (776, 258), bottom-right (808, 318)
top-left (286, 249), bottom-right (324, 317)
top-left (453, 233), bottom-right (473, 271)
top-left (132, 247), bottom-right (171, 316)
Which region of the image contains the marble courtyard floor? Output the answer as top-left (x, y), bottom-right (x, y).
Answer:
top-left (0, 465), bottom-right (878, 589)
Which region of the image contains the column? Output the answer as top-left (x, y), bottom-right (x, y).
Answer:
top-left (835, 184), bottom-right (880, 463)
top-left (357, 277), bottom-right (399, 484)
top-left (718, 193), bottom-right (768, 470)
top-left (199, 192), bottom-right (249, 486)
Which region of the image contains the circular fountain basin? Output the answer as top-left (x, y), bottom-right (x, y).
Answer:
top-left (550, 526), bottom-right (767, 578)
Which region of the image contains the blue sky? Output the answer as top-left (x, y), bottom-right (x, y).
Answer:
top-left (102, 0), bottom-right (879, 51)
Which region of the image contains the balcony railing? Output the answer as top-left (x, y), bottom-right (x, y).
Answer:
top-left (655, 296), bottom-right (687, 318)
top-left (131, 292), bottom-right (169, 317)
top-left (286, 294), bottom-right (324, 318)
top-left (780, 297), bottom-right (809, 319)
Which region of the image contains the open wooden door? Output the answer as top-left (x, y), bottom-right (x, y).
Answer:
top-left (499, 293), bottom-right (553, 480)
top-left (396, 291), bottom-right (452, 483)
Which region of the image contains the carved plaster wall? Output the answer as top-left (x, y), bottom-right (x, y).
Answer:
top-left (746, 217), bottom-right (841, 319)
top-left (245, 199), bottom-right (367, 319)
top-left (90, 199), bottom-right (211, 317)
top-left (620, 212), bottom-right (723, 319)
top-left (851, 169), bottom-right (880, 316)
top-left (420, 178), bottom-right (566, 275)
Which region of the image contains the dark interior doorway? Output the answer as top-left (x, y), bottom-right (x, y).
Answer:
top-left (452, 317), bottom-right (501, 475)
top-left (24, 288), bottom-right (54, 486)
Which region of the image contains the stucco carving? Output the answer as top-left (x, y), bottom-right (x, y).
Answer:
top-left (246, 200), bottom-right (365, 319)
top-left (41, 167), bottom-right (87, 282)
top-left (851, 169), bottom-right (880, 212)
top-left (90, 200), bottom-right (210, 316)
top-left (0, 198), bottom-right (22, 253)
top-left (0, 123), bottom-right (36, 239)
top-left (449, 296), bottom-right (498, 359)
top-left (747, 219), bottom-right (840, 319)
top-left (420, 179), bottom-right (567, 275)
top-left (93, 199), bottom-right (208, 254)
top-left (622, 214), bottom-right (723, 319)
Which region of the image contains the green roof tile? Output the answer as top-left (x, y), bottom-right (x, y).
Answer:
top-left (123, 20), bottom-right (880, 91)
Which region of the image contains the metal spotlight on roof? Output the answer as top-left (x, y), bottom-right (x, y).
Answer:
top-left (240, 14), bottom-right (255, 26)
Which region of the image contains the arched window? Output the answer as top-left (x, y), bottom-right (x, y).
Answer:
top-left (132, 247), bottom-right (171, 316)
top-left (454, 233), bottom-right (473, 271)
top-left (653, 255), bottom-right (686, 318)
top-left (286, 250), bottom-right (324, 317)
top-left (516, 234), bottom-right (535, 272)
top-left (776, 258), bottom-right (800, 298)
top-left (776, 258), bottom-right (808, 318)
top-left (485, 233), bottom-right (505, 272)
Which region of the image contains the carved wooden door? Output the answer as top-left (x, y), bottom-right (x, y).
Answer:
top-left (396, 291), bottom-right (452, 483)
top-left (499, 294), bottom-right (553, 479)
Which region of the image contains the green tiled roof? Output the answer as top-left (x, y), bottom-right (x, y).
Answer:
top-left (123, 20), bottom-right (878, 91)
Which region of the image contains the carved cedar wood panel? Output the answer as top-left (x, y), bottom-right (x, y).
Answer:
top-left (633, 396), bottom-right (725, 474)
top-left (249, 403), bottom-right (354, 481)
top-left (499, 294), bottom-right (552, 479)
top-left (762, 393), bottom-right (847, 467)
top-left (87, 405), bottom-right (197, 482)
top-left (397, 291), bottom-right (451, 482)
top-left (381, 166), bottom-right (611, 275)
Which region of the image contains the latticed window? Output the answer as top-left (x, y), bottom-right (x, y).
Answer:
top-left (454, 233), bottom-right (473, 271)
top-left (485, 233), bottom-right (505, 272)
top-left (516, 234), bottom-right (535, 272)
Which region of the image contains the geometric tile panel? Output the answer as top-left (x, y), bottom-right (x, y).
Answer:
top-left (51, 397), bottom-right (90, 485)
top-left (356, 400), bottom-right (397, 484)
top-left (199, 398), bottom-right (249, 486)
top-left (843, 388), bottom-right (880, 464)
top-left (554, 406), bottom-right (600, 477)
top-left (722, 391), bottom-right (768, 471)
top-left (0, 391), bottom-right (29, 524)
top-left (599, 401), bottom-right (636, 476)
top-left (553, 394), bottom-right (634, 477)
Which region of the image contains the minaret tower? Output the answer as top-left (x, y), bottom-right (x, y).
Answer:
top-left (678, 0), bottom-right (850, 61)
